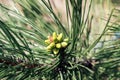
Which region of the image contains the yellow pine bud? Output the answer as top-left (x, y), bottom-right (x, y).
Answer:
top-left (49, 42), bottom-right (55, 48)
top-left (61, 42), bottom-right (68, 48)
top-left (46, 45), bottom-right (52, 51)
top-left (49, 36), bottom-right (53, 43)
top-left (56, 43), bottom-right (61, 48)
top-left (45, 40), bottom-right (50, 45)
top-left (52, 32), bottom-right (57, 41)
top-left (64, 38), bottom-right (69, 42)
top-left (57, 33), bottom-right (63, 41)
top-left (53, 49), bottom-right (59, 55)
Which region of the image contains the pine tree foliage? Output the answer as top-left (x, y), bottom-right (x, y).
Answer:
top-left (0, 0), bottom-right (120, 80)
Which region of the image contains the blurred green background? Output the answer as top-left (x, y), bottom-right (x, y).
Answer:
top-left (0, 0), bottom-right (120, 41)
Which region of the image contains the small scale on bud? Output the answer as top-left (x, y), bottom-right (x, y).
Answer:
top-left (53, 49), bottom-right (59, 55)
top-left (49, 36), bottom-right (53, 43)
top-left (45, 40), bottom-right (50, 45)
top-left (56, 43), bottom-right (61, 48)
top-left (49, 42), bottom-right (55, 48)
top-left (52, 32), bottom-right (57, 41)
top-left (57, 33), bottom-right (63, 41)
top-left (64, 38), bottom-right (69, 42)
top-left (61, 42), bottom-right (68, 48)
top-left (46, 45), bottom-right (52, 51)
